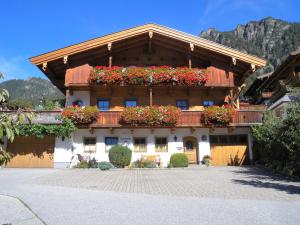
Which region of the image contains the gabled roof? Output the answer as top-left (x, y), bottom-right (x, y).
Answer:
top-left (30, 23), bottom-right (266, 67)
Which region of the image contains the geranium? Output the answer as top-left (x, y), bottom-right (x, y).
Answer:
top-left (124, 67), bottom-right (150, 85)
top-left (203, 106), bottom-right (235, 125)
top-left (62, 106), bottom-right (99, 124)
top-left (120, 106), bottom-right (181, 126)
top-left (90, 66), bottom-right (208, 86)
top-left (90, 66), bottom-right (123, 85)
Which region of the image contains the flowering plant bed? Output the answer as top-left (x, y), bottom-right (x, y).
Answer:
top-left (62, 106), bottom-right (99, 124)
top-left (203, 106), bottom-right (235, 125)
top-left (119, 106), bottom-right (181, 127)
top-left (90, 66), bottom-right (208, 86)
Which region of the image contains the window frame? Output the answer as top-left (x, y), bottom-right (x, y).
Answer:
top-left (97, 98), bottom-right (110, 111)
top-left (176, 99), bottom-right (189, 110)
top-left (203, 100), bottom-right (214, 107)
top-left (155, 137), bottom-right (168, 152)
top-left (124, 98), bottom-right (138, 108)
top-left (133, 137), bottom-right (147, 152)
top-left (83, 137), bottom-right (97, 153)
top-left (105, 137), bottom-right (118, 151)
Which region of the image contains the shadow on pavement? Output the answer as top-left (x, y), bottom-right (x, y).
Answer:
top-left (231, 166), bottom-right (300, 195)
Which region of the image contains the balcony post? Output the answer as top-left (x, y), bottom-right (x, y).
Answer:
top-left (149, 87), bottom-right (153, 106)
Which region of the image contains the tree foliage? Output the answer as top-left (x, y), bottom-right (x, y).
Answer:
top-left (17, 118), bottom-right (76, 139)
top-left (252, 94), bottom-right (300, 176)
top-left (0, 73), bottom-right (33, 165)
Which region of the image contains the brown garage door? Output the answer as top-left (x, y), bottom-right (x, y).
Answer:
top-left (210, 135), bottom-right (248, 166)
top-left (6, 136), bottom-right (54, 168)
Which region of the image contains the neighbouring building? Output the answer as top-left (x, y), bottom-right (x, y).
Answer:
top-left (245, 49), bottom-right (300, 118)
top-left (6, 24), bottom-right (267, 168)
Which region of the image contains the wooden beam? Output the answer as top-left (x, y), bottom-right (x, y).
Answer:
top-left (108, 43), bottom-right (112, 67)
top-left (149, 87), bottom-right (153, 106)
top-left (148, 31), bottom-right (153, 53)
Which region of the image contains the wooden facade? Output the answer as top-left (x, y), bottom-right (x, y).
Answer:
top-left (30, 24), bottom-right (267, 128)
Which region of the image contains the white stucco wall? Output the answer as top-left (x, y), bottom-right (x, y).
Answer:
top-left (66, 90), bottom-right (91, 106)
top-left (54, 127), bottom-right (252, 168)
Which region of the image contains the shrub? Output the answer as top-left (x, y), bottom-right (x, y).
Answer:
top-left (202, 155), bottom-right (211, 167)
top-left (143, 160), bottom-right (157, 168)
top-left (131, 159), bottom-right (157, 168)
top-left (170, 153), bottom-right (188, 167)
top-left (108, 145), bottom-right (132, 168)
top-left (203, 106), bottom-right (235, 125)
top-left (88, 158), bottom-right (98, 168)
top-left (62, 106), bottom-right (99, 124)
top-left (252, 96), bottom-right (300, 176)
top-left (98, 161), bottom-right (113, 171)
top-left (74, 160), bottom-right (89, 168)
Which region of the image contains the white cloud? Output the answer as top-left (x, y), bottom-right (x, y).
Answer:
top-left (0, 56), bottom-right (26, 80)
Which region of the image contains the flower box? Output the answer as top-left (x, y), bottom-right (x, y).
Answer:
top-left (119, 106), bottom-right (181, 127)
top-left (203, 106), bottom-right (235, 125)
top-left (62, 106), bottom-right (99, 124)
top-left (89, 66), bottom-right (208, 86)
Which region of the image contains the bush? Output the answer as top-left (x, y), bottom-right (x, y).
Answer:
top-left (202, 155), bottom-right (211, 167)
top-left (98, 161), bottom-right (113, 171)
top-left (108, 145), bottom-right (132, 168)
top-left (74, 160), bottom-right (89, 168)
top-left (252, 95), bottom-right (300, 176)
top-left (143, 160), bottom-right (157, 168)
top-left (131, 159), bottom-right (157, 168)
top-left (88, 158), bottom-right (98, 168)
top-left (170, 153), bottom-right (188, 167)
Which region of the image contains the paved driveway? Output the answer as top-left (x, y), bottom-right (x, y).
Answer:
top-left (0, 166), bottom-right (300, 225)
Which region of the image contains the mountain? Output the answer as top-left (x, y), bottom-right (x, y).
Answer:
top-left (200, 17), bottom-right (300, 77)
top-left (0, 77), bottom-right (64, 103)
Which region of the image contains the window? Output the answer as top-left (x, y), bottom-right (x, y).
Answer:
top-left (203, 100), bottom-right (214, 107)
top-left (176, 100), bottom-right (189, 110)
top-left (155, 137), bottom-right (168, 152)
top-left (97, 98), bottom-right (110, 111)
top-left (105, 137), bottom-right (118, 151)
top-left (133, 137), bottom-right (147, 152)
top-left (124, 99), bottom-right (137, 107)
top-left (209, 135), bottom-right (248, 145)
top-left (83, 137), bottom-right (96, 153)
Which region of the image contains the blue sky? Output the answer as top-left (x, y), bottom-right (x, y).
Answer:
top-left (0, 0), bottom-right (299, 81)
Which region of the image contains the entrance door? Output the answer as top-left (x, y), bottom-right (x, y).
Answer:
top-left (183, 137), bottom-right (198, 164)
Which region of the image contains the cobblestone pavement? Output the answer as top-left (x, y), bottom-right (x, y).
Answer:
top-left (0, 167), bottom-right (299, 225)
top-left (34, 166), bottom-right (300, 201)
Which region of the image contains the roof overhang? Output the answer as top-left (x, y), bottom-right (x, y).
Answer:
top-left (30, 23), bottom-right (266, 67)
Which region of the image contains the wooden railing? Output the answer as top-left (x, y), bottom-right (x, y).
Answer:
top-left (94, 110), bottom-right (264, 127)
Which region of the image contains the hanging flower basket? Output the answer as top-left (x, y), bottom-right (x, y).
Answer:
top-left (203, 106), bottom-right (235, 125)
top-left (119, 106), bottom-right (181, 127)
top-left (62, 106), bottom-right (99, 124)
top-left (89, 66), bottom-right (208, 86)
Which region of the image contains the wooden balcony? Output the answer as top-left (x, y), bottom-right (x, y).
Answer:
top-left (93, 110), bottom-right (264, 128)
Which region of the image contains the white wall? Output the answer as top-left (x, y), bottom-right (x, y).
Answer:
top-left (54, 127), bottom-right (251, 168)
top-left (66, 90), bottom-right (90, 106)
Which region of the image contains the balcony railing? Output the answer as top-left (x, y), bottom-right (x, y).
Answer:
top-left (93, 110), bottom-right (264, 128)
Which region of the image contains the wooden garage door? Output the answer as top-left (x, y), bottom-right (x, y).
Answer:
top-left (210, 135), bottom-right (248, 166)
top-left (6, 136), bottom-right (54, 168)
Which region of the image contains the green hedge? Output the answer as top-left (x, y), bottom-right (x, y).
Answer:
top-left (108, 145), bottom-right (132, 168)
top-left (170, 153), bottom-right (188, 167)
